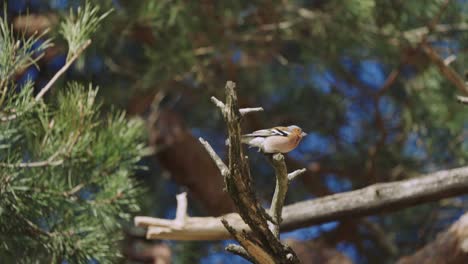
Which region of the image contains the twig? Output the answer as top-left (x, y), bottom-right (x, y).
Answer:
top-left (0, 130), bottom-right (80, 169)
top-left (63, 183), bottom-right (85, 197)
top-left (174, 192), bottom-right (188, 228)
top-left (211, 96), bottom-right (263, 116)
top-left (199, 138), bottom-right (229, 177)
top-left (456, 95), bottom-right (468, 104)
top-left (444, 55), bottom-right (457, 65)
top-left (268, 153), bottom-right (289, 238)
top-left (35, 39), bottom-right (92, 101)
top-left (0, 159), bottom-right (63, 168)
top-left (226, 244), bottom-right (256, 263)
top-left (239, 107), bottom-right (264, 115)
top-left (0, 146), bottom-right (64, 168)
top-left (403, 23), bottom-right (468, 42)
top-left (210, 96), bottom-right (226, 114)
top-left (288, 169), bottom-right (306, 181)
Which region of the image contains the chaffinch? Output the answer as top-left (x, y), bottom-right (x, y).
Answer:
top-left (241, 125), bottom-right (307, 153)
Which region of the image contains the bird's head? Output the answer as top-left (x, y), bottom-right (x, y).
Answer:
top-left (288, 125), bottom-right (307, 137)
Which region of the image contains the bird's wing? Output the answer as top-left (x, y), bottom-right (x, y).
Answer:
top-left (242, 127), bottom-right (289, 137)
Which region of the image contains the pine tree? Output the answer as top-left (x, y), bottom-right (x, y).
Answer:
top-left (0, 3), bottom-right (144, 263)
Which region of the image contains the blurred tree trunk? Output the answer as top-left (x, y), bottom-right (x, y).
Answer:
top-left (397, 212), bottom-right (468, 264)
top-left (150, 109), bottom-right (236, 216)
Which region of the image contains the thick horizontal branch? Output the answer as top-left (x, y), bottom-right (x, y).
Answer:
top-left (136, 165), bottom-right (468, 240)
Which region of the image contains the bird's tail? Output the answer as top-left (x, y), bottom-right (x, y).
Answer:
top-left (225, 136), bottom-right (260, 147)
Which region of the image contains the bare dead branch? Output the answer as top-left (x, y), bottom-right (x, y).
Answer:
top-left (210, 96), bottom-right (226, 114)
top-left (135, 165), bottom-right (468, 241)
top-left (174, 192), bottom-right (188, 229)
top-left (198, 138), bottom-right (229, 177)
top-left (239, 107), bottom-right (264, 115)
top-left (268, 153), bottom-right (289, 238)
top-left (288, 169), bottom-right (306, 181)
top-left (217, 81), bottom-right (299, 263)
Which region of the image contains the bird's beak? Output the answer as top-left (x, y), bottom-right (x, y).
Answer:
top-left (301, 132), bottom-right (307, 137)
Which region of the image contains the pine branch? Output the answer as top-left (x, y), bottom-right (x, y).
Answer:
top-left (35, 39), bottom-right (92, 101)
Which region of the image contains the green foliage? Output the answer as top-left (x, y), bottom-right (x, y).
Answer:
top-left (4, 0), bottom-right (468, 262)
top-left (0, 3), bottom-right (145, 263)
top-left (60, 1), bottom-right (112, 60)
top-left (0, 12), bottom-right (52, 107)
top-left (93, 1), bottom-right (468, 262)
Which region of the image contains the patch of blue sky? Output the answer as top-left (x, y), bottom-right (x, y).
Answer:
top-left (111, 0), bottom-right (123, 11)
top-left (78, 187), bottom-right (94, 200)
top-left (378, 96), bottom-right (401, 132)
top-left (336, 242), bottom-right (361, 264)
top-left (191, 127), bottom-right (227, 157)
top-left (308, 66), bottom-right (334, 94)
top-left (231, 49), bottom-right (242, 64)
top-left (261, 89), bottom-right (288, 111)
top-left (47, 54), bottom-right (67, 73)
top-left (282, 221), bottom-right (339, 241)
top-left (164, 206), bottom-right (176, 220)
top-left (431, 40), bottom-right (459, 58)
top-left (50, 0), bottom-right (74, 10)
top-left (30, 39), bottom-right (48, 56)
top-left (338, 101), bottom-right (371, 144)
top-left (339, 124), bottom-right (360, 145)
top-left (348, 99), bottom-right (375, 123)
top-left (290, 64), bottom-right (307, 87)
top-left (357, 60), bottom-right (386, 90)
top-left (17, 66), bottom-right (39, 87)
top-left (296, 132), bottom-right (335, 157)
top-left (87, 55), bottom-right (104, 74)
top-left (378, 96), bottom-right (398, 120)
top-left (340, 56), bottom-right (355, 72)
top-left (7, 0), bottom-right (27, 13)
top-left (403, 132), bottom-right (427, 160)
top-left (323, 174), bottom-right (352, 193)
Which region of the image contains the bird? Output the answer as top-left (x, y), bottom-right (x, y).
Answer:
top-left (240, 125), bottom-right (307, 153)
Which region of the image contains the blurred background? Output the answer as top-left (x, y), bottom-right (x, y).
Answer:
top-left (3, 0), bottom-right (468, 263)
